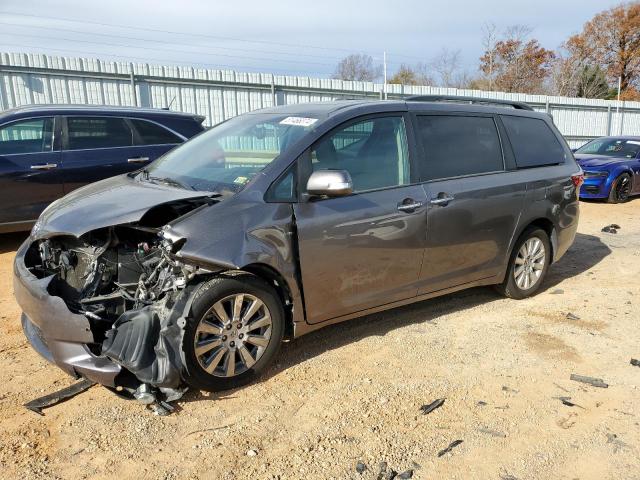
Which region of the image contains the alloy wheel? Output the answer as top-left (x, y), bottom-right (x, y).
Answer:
top-left (513, 237), bottom-right (546, 290)
top-left (194, 293), bottom-right (272, 377)
top-left (615, 176), bottom-right (631, 201)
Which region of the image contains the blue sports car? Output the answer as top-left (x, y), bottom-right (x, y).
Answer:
top-left (574, 136), bottom-right (640, 203)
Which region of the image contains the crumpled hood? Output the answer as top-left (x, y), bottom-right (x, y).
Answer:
top-left (33, 174), bottom-right (216, 238)
top-left (575, 154), bottom-right (626, 168)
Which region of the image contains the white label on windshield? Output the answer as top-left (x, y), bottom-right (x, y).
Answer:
top-left (627, 140), bottom-right (640, 145)
top-left (280, 116), bottom-right (318, 127)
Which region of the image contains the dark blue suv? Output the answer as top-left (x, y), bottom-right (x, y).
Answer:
top-left (0, 105), bottom-right (205, 232)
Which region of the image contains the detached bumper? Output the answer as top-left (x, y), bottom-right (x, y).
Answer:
top-left (13, 239), bottom-right (121, 386)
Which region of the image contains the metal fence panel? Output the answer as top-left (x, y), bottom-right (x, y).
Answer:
top-left (2, 52), bottom-right (640, 148)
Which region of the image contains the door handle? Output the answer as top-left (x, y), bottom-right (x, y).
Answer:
top-left (30, 163), bottom-right (58, 170)
top-left (430, 194), bottom-right (455, 206)
top-left (127, 157), bottom-right (150, 163)
top-left (397, 200), bottom-right (423, 212)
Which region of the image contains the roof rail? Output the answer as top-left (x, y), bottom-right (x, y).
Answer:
top-left (405, 95), bottom-right (535, 111)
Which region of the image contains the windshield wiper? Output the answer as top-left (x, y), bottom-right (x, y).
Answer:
top-left (146, 175), bottom-right (195, 191)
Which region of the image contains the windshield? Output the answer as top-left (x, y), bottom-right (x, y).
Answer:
top-left (576, 138), bottom-right (640, 158)
top-left (143, 113), bottom-right (320, 193)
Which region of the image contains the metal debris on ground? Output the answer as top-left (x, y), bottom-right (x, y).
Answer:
top-left (24, 379), bottom-right (95, 416)
top-left (437, 439), bottom-right (463, 457)
top-left (630, 358), bottom-right (640, 367)
top-left (477, 400), bottom-right (488, 406)
top-left (570, 374), bottom-right (608, 388)
top-left (551, 289), bottom-right (564, 294)
top-left (420, 398), bottom-right (445, 415)
top-left (356, 461), bottom-right (367, 474)
top-left (566, 312), bottom-right (581, 320)
top-left (149, 400), bottom-right (176, 416)
top-left (501, 385), bottom-right (519, 393)
top-left (556, 396), bottom-right (584, 409)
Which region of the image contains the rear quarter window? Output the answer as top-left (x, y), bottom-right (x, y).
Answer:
top-left (131, 119), bottom-right (182, 145)
top-left (501, 115), bottom-right (566, 168)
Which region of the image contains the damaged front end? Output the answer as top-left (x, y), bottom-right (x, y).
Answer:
top-left (15, 210), bottom-right (216, 401)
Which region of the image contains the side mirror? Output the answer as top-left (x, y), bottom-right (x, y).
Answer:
top-left (306, 170), bottom-right (353, 197)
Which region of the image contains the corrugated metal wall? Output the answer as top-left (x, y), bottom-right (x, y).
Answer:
top-left (1, 52), bottom-right (639, 148)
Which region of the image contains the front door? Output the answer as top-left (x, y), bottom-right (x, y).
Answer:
top-left (293, 114), bottom-right (427, 324)
top-left (0, 116), bottom-right (63, 230)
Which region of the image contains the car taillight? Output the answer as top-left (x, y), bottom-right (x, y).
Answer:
top-left (571, 173), bottom-right (584, 188)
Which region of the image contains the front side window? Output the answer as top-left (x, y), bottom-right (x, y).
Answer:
top-left (415, 115), bottom-right (503, 181)
top-left (145, 113), bottom-right (316, 194)
top-left (66, 117), bottom-right (133, 150)
top-left (576, 138), bottom-right (640, 159)
top-left (131, 119), bottom-right (182, 145)
top-left (310, 116), bottom-right (410, 192)
top-left (0, 117), bottom-right (54, 155)
top-left (502, 115), bottom-right (566, 167)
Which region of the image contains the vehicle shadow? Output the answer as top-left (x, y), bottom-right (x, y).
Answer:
top-left (0, 232), bottom-right (28, 255)
top-left (183, 232), bottom-right (610, 404)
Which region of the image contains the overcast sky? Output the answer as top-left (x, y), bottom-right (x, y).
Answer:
top-left (0, 0), bottom-right (621, 78)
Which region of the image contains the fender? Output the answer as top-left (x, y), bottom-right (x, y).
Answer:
top-left (165, 194), bottom-right (306, 328)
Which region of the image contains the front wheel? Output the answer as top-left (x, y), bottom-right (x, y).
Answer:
top-left (608, 173), bottom-right (632, 203)
top-left (496, 227), bottom-right (551, 299)
top-left (181, 274), bottom-right (284, 392)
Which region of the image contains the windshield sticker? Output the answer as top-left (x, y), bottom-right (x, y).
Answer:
top-left (233, 176), bottom-right (249, 185)
top-left (280, 116), bottom-right (318, 127)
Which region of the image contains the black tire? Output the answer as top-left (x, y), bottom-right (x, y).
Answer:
top-left (181, 273), bottom-right (284, 392)
top-left (496, 227), bottom-right (551, 300)
top-left (608, 173), bottom-right (632, 203)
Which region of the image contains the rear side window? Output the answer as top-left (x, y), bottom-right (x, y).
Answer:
top-left (415, 115), bottom-right (503, 181)
top-left (501, 115), bottom-right (566, 168)
top-left (66, 117), bottom-right (133, 150)
top-left (131, 119), bottom-right (182, 145)
top-left (0, 117), bottom-right (54, 155)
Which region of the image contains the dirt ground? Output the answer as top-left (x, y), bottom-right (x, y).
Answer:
top-left (1, 199), bottom-right (639, 480)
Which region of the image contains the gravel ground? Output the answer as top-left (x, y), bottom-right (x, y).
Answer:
top-left (0, 199), bottom-right (639, 480)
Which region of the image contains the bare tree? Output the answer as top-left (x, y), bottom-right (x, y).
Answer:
top-left (333, 54), bottom-right (382, 82)
top-left (549, 54), bottom-right (579, 97)
top-left (430, 48), bottom-right (469, 88)
top-left (481, 22), bottom-right (498, 90)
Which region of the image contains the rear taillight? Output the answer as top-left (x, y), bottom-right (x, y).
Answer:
top-left (571, 173), bottom-right (584, 188)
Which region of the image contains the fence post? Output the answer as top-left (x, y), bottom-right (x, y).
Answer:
top-left (619, 101), bottom-right (625, 135)
top-left (129, 63), bottom-right (137, 107)
top-left (0, 77), bottom-right (5, 111)
top-left (606, 105), bottom-right (612, 136)
top-left (271, 74), bottom-right (276, 106)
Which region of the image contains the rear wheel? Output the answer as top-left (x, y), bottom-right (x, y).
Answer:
top-left (496, 227), bottom-right (550, 299)
top-left (182, 274), bottom-right (284, 392)
top-left (608, 173), bottom-right (632, 203)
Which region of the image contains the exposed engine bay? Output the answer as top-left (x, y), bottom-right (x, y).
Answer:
top-left (23, 198), bottom-right (219, 403)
